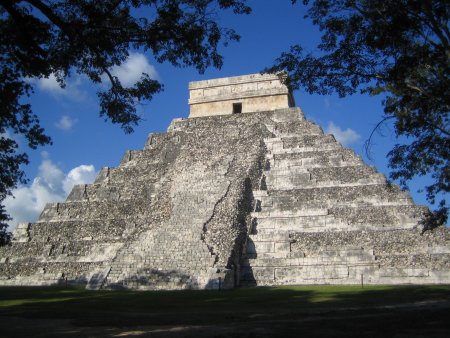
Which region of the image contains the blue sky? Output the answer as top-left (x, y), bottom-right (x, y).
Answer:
top-left (4, 1), bottom-right (446, 228)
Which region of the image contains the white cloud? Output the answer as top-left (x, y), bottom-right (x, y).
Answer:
top-left (326, 121), bottom-right (361, 146)
top-left (4, 157), bottom-right (97, 230)
top-left (1, 130), bottom-right (11, 139)
top-left (55, 115), bottom-right (77, 131)
top-left (37, 74), bottom-right (86, 101)
top-left (38, 159), bottom-right (66, 195)
top-left (62, 165), bottom-right (96, 195)
top-left (1, 130), bottom-right (20, 145)
top-left (109, 53), bottom-right (158, 87)
top-left (38, 73), bottom-right (64, 93)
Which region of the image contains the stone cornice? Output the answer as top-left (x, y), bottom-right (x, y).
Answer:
top-left (189, 73), bottom-right (286, 90)
top-left (188, 88), bottom-right (289, 105)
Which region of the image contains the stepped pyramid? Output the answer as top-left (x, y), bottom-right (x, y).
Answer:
top-left (1, 73), bottom-right (449, 289)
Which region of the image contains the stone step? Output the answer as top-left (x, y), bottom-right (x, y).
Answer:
top-left (12, 220), bottom-right (127, 242)
top-left (269, 121), bottom-right (324, 136)
top-left (86, 266), bottom-right (111, 290)
top-left (248, 232), bottom-right (290, 241)
top-left (259, 189), bottom-right (414, 212)
top-left (264, 167), bottom-right (310, 176)
top-left (267, 107), bottom-right (305, 122)
top-left (263, 179), bottom-right (390, 192)
top-left (265, 173), bottom-right (315, 189)
top-left (118, 244), bottom-right (213, 254)
top-left (281, 134), bottom-right (337, 148)
top-left (329, 205), bottom-right (426, 227)
top-left (118, 252), bottom-right (214, 261)
top-left (143, 131), bottom-right (181, 151)
top-left (110, 254), bottom-right (215, 265)
top-left (272, 148), bottom-right (361, 162)
top-left (267, 143), bottom-right (343, 155)
top-left (240, 265), bottom-right (352, 283)
top-left (252, 190), bottom-right (268, 199)
top-left (66, 182), bottom-right (162, 202)
top-left (105, 166), bottom-right (166, 184)
top-left (253, 214), bottom-right (344, 232)
top-left (252, 212), bottom-right (419, 232)
top-left (252, 209), bottom-right (330, 218)
top-left (242, 250), bottom-right (376, 266)
top-left (265, 134), bottom-right (337, 145)
top-left (246, 239), bottom-right (291, 255)
top-left (264, 165), bottom-right (381, 183)
top-left (255, 204), bottom-right (425, 222)
top-left (260, 183), bottom-right (409, 203)
top-left (268, 158), bottom-right (363, 170)
top-left (133, 234), bottom-right (206, 242)
top-left (262, 200), bottom-right (415, 215)
top-left (117, 248), bottom-right (213, 258)
top-left (269, 180), bottom-right (375, 191)
top-left (38, 200), bottom-right (156, 222)
top-left (110, 263), bottom-right (215, 274)
top-left (107, 272), bottom-right (195, 290)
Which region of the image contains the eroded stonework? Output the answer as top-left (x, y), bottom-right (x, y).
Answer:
top-left (1, 74), bottom-right (449, 289)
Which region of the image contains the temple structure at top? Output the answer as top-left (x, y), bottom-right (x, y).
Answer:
top-left (188, 73), bottom-right (295, 118)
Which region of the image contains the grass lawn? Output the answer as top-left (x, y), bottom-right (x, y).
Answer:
top-left (0, 285), bottom-right (449, 337)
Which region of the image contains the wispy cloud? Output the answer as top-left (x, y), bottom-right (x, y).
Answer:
top-left (326, 121), bottom-right (361, 146)
top-left (4, 155), bottom-right (97, 230)
top-left (1, 130), bottom-right (14, 142)
top-left (38, 73), bottom-right (64, 93)
top-left (37, 74), bottom-right (87, 101)
top-left (109, 53), bottom-right (159, 87)
top-left (55, 115), bottom-right (77, 131)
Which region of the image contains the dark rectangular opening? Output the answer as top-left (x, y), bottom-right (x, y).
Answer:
top-left (232, 103), bottom-right (242, 114)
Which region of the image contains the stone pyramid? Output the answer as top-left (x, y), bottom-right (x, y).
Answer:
top-left (1, 73), bottom-right (449, 289)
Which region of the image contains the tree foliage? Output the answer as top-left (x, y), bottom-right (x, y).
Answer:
top-left (0, 0), bottom-right (251, 243)
top-left (268, 0), bottom-right (450, 229)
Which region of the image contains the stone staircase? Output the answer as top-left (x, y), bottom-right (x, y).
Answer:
top-left (240, 108), bottom-right (447, 286)
top-left (104, 173), bottom-right (226, 290)
top-left (96, 113), bottom-right (271, 290)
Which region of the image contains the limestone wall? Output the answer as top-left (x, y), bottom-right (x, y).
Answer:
top-left (188, 73), bottom-right (294, 117)
top-left (189, 94), bottom-right (291, 118)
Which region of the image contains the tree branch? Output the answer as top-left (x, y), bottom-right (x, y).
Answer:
top-left (102, 65), bottom-right (118, 89)
top-left (22, 0), bottom-right (65, 28)
top-left (421, 1), bottom-right (450, 50)
top-left (364, 116), bottom-right (395, 161)
top-left (0, 0), bottom-right (47, 56)
top-left (22, 0), bottom-right (73, 39)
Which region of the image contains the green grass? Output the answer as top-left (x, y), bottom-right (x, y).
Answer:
top-left (1, 285), bottom-right (450, 337)
top-left (1, 284), bottom-right (448, 312)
